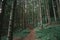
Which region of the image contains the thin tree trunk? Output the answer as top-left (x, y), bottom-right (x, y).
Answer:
top-left (44, 0), bottom-right (47, 25)
top-left (39, 0), bottom-right (43, 29)
top-left (52, 0), bottom-right (57, 22)
top-left (23, 0), bottom-right (25, 29)
top-left (32, 2), bottom-right (35, 27)
top-left (7, 3), bottom-right (14, 40)
top-left (46, 0), bottom-right (51, 25)
top-left (24, 0), bottom-right (27, 29)
top-left (56, 0), bottom-right (60, 18)
top-left (44, 0), bottom-right (46, 24)
top-left (0, 0), bottom-right (6, 40)
top-left (31, 0), bottom-right (34, 29)
top-left (7, 0), bottom-right (17, 40)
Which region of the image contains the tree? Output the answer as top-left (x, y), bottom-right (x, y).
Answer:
top-left (56, 0), bottom-right (60, 19)
top-left (7, 0), bottom-right (17, 40)
top-left (52, 0), bottom-right (57, 22)
top-left (39, 0), bottom-right (43, 29)
top-left (45, 0), bottom-right (51, 25)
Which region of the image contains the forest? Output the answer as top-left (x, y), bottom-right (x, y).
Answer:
top-left (0, 0), bottom-right (60, 40)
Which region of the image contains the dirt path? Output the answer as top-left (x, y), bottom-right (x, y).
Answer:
top-left (23, 29), bottom-right (35, 40)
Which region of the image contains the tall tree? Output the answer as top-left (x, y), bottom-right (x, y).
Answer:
top-left (7, 0), bottom-right (17, 40)
top-left (0, 0), bottom-right (7, 40)
top-left (45, 0), bottom-right (51, 25)
top-left (52, 0), bottom-right (57, 22)
top-left (39, 0), bottom-right (43, 29)
top-left (56, 0), bottom-right (60, 18)
top-left (24, 0), bottom-right (28, 29)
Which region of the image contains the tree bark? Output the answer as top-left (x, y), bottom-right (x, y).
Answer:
top-left (52, 0), bottom-right (57, 22)
top-left (39, 0), bottom-right (43, 29)
top-left (56, 0), bottom-right (60, 18)
top-left (7, 0), bottom-right (17, 40)
top-left (46, 0), bottom-right (51, 24)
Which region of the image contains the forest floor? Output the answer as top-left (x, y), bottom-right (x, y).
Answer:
top-left (2, 24), bottom-right (60, 40)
